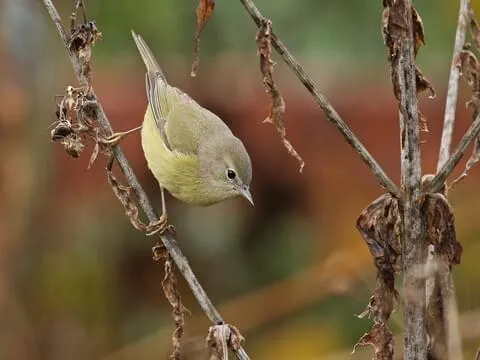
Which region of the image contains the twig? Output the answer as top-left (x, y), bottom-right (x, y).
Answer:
top-left (425, 112), bottom-right (480, 193)
top-left (431, 4), bottom-right (469, 360)
top-left (42, 1), bottom-right (250, 359)
top-left (395, 1), bottom-right (426, 359)
top-left (238, 0), bottom-right (401, 199)
top-left (437, 0), bottom-right (470, 171)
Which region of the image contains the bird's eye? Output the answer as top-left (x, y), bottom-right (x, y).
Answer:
top-left (226, 169), bottom-right (236, 180)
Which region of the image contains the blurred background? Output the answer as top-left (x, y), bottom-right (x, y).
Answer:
top-left (1, 0), bottom-right (480, 359)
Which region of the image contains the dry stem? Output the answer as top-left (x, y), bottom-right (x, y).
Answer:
top-left (437, 0), bottom-right (471, 171)
top-left (394, 1), bottom-right (426, 358)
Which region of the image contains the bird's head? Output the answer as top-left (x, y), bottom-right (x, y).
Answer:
top-left (199, 135), bottom-right (253, 205)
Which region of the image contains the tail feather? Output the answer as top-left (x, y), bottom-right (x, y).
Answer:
top-left (131, 30), bottom-right (165, 80)
top-left (131, 30), bottom-right (171, 144)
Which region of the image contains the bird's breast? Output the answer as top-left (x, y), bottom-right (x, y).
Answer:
top-left (141, 108), bottom-right (216, 205)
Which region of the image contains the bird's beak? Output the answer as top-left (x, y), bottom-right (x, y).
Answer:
top-left (239, 186), bottom-right (254, 206)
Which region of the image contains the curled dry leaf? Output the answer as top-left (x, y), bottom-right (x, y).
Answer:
top-left (421, 193), bottom-right (462, 266)
top-left (206, 323), bottom-right (245, 360)
top-left (106, 159), bottom-right (149, 232)
top-left (415, 67), bottom-right (435, 98)
top-left (453, 47), bottom-right (480, 186)
top-left (469, 5), bottom-right (480, 49)
top-left (51, 86), bottom-right (111, 167)
top-left (411, 6), bottom-right (425, 56)
top-left (256, 18), bottom-right (304, 172)
top-left (162, 255), bottom-right (189, 360)
top-left (356, 194), bottom-right (400, 326)
top-left (382, 1), bottom-right (434, 131)
top-left (51, 86), bottom-right (90, 158)
top-left (191, 0), bottom-right (216, 77)
top-left (353, 323), bottom-right (394, 360)
top-left (69, 16), bottom-right (102, 84)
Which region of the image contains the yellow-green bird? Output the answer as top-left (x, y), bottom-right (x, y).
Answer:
top-left (131, 31), bottom-right (253, 222)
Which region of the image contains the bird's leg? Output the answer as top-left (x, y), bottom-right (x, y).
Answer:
top-left (100, 125), bottom-right (142, 147)
top-left (146, 186), bottom-right (171, 236)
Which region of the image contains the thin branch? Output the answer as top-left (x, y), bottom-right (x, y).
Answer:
top-left (431, 4), bottom-right (469, 360)
top-left (395, 0), bottom-right (426, 359)
top-left (42, 1), bottom-right (250, 359)
top-left (437, 0), bottom-right (470, 171)
top-left (426, 112), bottom-right (480, 193)
top-left (238, 0), bottom-right (401, 199)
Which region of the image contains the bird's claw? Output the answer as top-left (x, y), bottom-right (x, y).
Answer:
top-left (98, 125), bottom-right (142, 148)
top-left (145, 215), bottom-right (171, 236)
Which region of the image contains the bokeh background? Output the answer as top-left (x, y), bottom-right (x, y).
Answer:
top-left (1, 0), bottom-right (480, 359)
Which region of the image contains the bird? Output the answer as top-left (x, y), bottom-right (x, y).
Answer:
top-left (129, 31), bottom-right (253, 233)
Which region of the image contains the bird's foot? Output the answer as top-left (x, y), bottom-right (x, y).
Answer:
top-left (145, 214), bottom-right (175, 236)
top-left (99, 125), bottom-right (142, 147)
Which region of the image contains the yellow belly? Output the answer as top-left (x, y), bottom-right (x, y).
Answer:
top-left (141, 107), bottom-right (209, 204)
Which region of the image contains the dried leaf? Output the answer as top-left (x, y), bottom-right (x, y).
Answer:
top-left (352, 323), bottom-right (394, 360)
top-left (106, 160), bottom-right (148, 232)
top-left (191, 0), bottom-right (216, 77)
top-left (469, 6), bottom-right (480, 49)
top-left (415, 67), bottom-right (435, 98)
top-left (162, 255), bottom-right (189, 360)
top-left (88, 142), bottom-right (100, 169)
top-left (453, 48), bottom-right (480, 185)
top-left (69, 17), bottom-right (102, 84)
top-left (206, 324), bottom-right (244, 360)
top-left (256, 19), bottom-right (305, 172)
top-left (412, 6), bottom-right (425, 56)
top-left (421, 193), bottom-right (463, 266)
top-left (382, 2), bottom-right (434, 131)
top-left (452, 136), bottom-right (480, 187)
top-left (357, 194), bottom-right (402, 270)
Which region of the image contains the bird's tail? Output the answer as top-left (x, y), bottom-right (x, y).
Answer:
top-left (131, 30), bottom-right (166, 80)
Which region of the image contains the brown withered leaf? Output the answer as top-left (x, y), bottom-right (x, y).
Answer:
top-left (357, 194), bottom-right (401, 325)
top-left (416, 67), bottom-right (435, 98)
top-left (469, 6), bottom-right (480, 49)
top-left (421, 193), bottom-right (462, 266)
top-left (352, 323), bottom-right (394, 360)
top-left (357, 194), bottom-right (402, 271)
top-left (51, 86), bottom-right (90, 158)
top-left (256, 18), bottom-right (305, 172)
top-left (452, 136), bottom-right (480, 188)
top-left (453, 48), bottom-right (480, 186)
top-left (191, 0), bottom-right (216, 77)
top-left (106, 159), bottom-right (149, 232)
top-left (69, 20), bottom-right (102, 84)
top-left (412, 6), bottom-right (425, 56)
top-left (162, 254), bottom-right (189, 360)
top-left (206, 324), bottom-right (244, 360)
top-left (456, 46), bottom-right (480, 109)
top-left (382, 2), bottom-right (433, 131)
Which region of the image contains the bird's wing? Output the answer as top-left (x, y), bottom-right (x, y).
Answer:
top-left (132, 31), bottom-right (231, 155)
top-left (165, 98), bottom-right (231, 155)
top-left (132, 31), bottom-right (172, 148)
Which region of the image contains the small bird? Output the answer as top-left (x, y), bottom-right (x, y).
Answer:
top-left (130, 31), bottom-right (253, 230)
